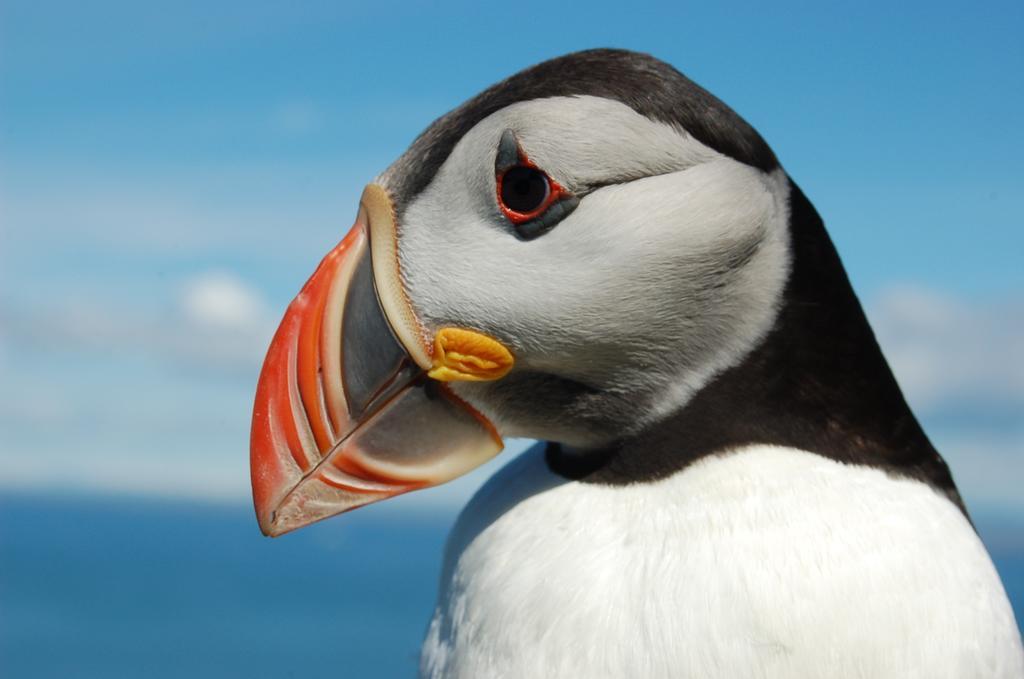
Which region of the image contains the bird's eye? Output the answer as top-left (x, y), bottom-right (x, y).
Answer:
top-left (494, 129), bottom-right (578, 240)
top-left (499, 166), bottom-right (550, 215)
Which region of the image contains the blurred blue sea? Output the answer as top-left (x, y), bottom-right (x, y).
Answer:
top-left (0, 494), bottom-right (448, 678)
top-left (1, 493), bottom-right (1022, 678)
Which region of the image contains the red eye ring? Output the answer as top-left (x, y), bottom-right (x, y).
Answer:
top-left (496, 156), bottom-right (569, 224)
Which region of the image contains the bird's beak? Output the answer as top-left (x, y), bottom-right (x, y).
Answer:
top-left (250, 185), bottom-right (512, 537)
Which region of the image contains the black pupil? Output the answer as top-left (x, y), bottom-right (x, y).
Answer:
top-left (501, 166), bottom-right (549, 214)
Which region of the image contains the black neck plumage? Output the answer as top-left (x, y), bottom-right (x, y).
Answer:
top-left (547, 177), bottom-right (965, 514)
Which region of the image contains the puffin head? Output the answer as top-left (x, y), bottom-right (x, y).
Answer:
top-left (250, 49), bottom-right (797, 536)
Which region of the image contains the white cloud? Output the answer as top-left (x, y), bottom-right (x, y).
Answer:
top-left (171, 271), bottom-right (278, 370)
top-left (0, 270), bottom-right (277, 374)
top-left (868, 285), bottom-right (1024, 415)
top-left (181, 271), bottom-right (271, 330)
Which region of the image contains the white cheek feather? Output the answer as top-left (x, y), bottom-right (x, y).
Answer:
top-left (394, 95), bottom-right (792, 436)
top-left (421, 445), bottom-right (1024, 679)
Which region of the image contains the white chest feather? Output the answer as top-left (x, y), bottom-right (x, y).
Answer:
top-left (420, 445), bottom-right (1023, 678)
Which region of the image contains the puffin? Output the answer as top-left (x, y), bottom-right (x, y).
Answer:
top-left (249, 49), bottom-right (1024, 677)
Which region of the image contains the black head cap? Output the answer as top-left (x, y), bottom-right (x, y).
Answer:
top-left (385, 48), bottom-right (779, 211)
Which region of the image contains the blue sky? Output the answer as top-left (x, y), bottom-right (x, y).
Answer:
top-left (1, 1), bottom-right (1021, 516)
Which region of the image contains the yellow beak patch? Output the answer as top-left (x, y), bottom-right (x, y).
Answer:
top-left (428, 327), bottom-right (514, 382)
